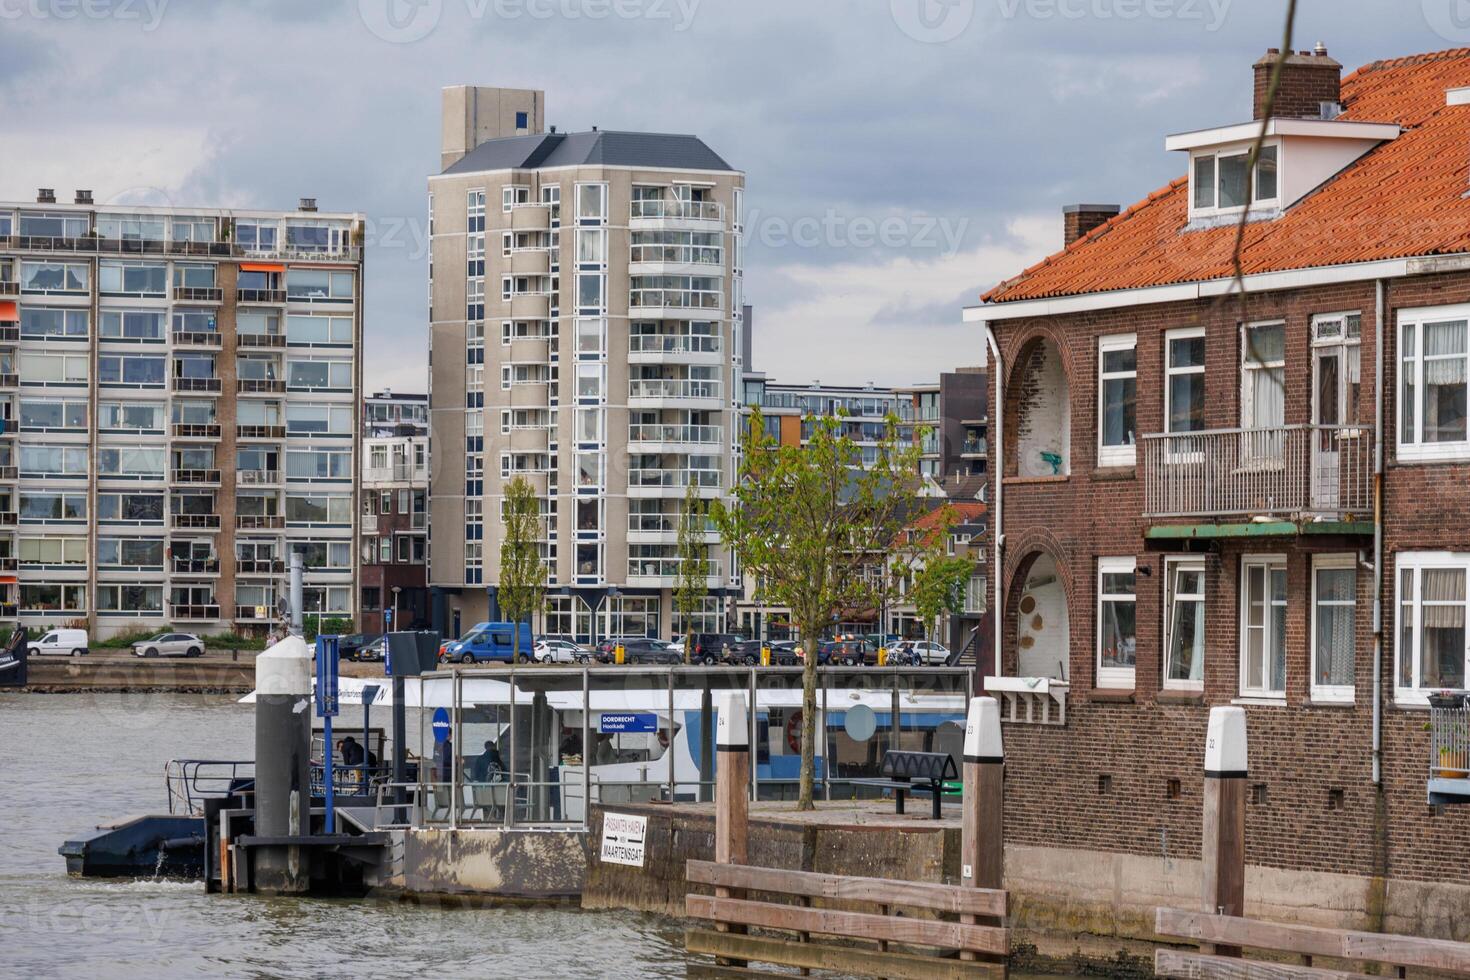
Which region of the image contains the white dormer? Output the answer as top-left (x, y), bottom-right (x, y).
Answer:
top-left (1166, 118), bottom-right (1400, 226)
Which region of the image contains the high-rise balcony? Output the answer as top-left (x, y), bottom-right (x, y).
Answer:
top-left (237, 470), bottom-right (282, 487)
top-left (629, 200), bottom-right (724, 227)
top-left (628, 332), bottom-right (723, 366)
top-left (236, 558), bottom-right (285, 576)
top-left (509, 202), bottom-right (552, 231)
top-left (627, 288), bottom-right (722, 319)
top-left (236, 287), bottom-right (287, 305)
top-left (508, 292), bottom-right (551, 318)
top-left (627, 378), bottom-right (723, 410)
top-left (625, 557), bottom-right (721, 586)
top-left (235, 604), bottom-right (276, 622)
top-left (172, 468), bottom-right (222, 486)
top-left (0, 280), bottom-right (17, 296)
top-left (171, 513), bottom-right (222, 530)
top-left (170, 604), bottom-right (221, 621)
top-left (171, 422), bottom-right (222, 441)
top-left (509, 248), bottom-right (550, 275)
top-left (172, 329), bottom-right (222, 349)
top-left (236, 514), bottom-right (285, 530)
top-left (171, 556), bottom-right (220, 575)
top-left (628, 242), bottom-right (724, 270)
top-left (172, 286), bottom-right (223, 304)
top-left (238, 332), bottom-right (286, 349)
top-left (237, 424), bottom-right (286, 440)
top-left (0, 372), bottom-right (17, 390)
top-left (0, 325), bottom-right (20, 344)
top-left (627, 423), bottom-right (724, 452)
top-left (172, 376), bottom-right (222, 394)
top-left (237, 378), bottom-right (286, 395)
top-left (626, 467), bottom-right (723, 498)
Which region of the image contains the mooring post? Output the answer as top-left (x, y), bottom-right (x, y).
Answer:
top-left (960, 695), bottom-right (1004, 963)
top-left (252, 634), bottom-right (312, 895)
top-left (714, 690), bottom-right (749, 963)
top-left (1202, 705), bottom-right (1248, 957)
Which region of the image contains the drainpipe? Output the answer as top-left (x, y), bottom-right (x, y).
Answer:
top-left (981, 324), bottom-right (1004, 681)
top-left (1372, 279), bottom-right (1385, 787)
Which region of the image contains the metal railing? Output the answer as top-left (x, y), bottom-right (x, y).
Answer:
top-left (172, 377), bottom-right (222, 393)
top-left (628, 558), bottom-right (720, 578)
top-left (629, 334), bottom-right (722, 355)
top-left (628, 289), bottom-right (722, 311)
top-left (628, 378), bottom-right (723, 401)
top-left (238, 470), bottom-right (281, 486)
top-left (1431, 692), bottom-right (1470, 780)
top-left (628, 423), bottom-right (723, 444)
top-left (1142, 424), bottom-right (1373, 520)
top-left (164, 759), bottom-right (254, 815)
top-left (628, 468), bottom-right (722, 489)
top-left (629, 244), bottom-right (724, 265)
top-left (237, 332), bottom-right (286, 348)
top-left (630, 200), bottom-right (724, 222)
top-left (171, 513), bottom-right (221, 529)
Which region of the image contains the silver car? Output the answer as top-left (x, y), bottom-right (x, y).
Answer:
top-left (133, 632), bottom-right (205, 658)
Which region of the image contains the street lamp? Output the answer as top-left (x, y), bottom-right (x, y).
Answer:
top-left (390, 585), bottom-right (402, 634)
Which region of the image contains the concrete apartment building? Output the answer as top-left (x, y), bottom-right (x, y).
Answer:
top-left (360, 390), bottom-right (428, 634)
top-left (966, 46), bottom-right (1470, 930)
top-left (0, 192), bottom-right (363, 639)
top-left (427, 86), bottom-right (744, 643)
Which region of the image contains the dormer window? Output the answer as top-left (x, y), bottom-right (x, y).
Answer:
top-left (1191, 144), bottom-right (1278, 215)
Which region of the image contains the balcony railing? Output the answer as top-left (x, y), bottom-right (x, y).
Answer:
top-left (171, 423), bottom-right (221, 440)
top-left (236, 514), bottom-right (284, 530)
top-left (628, 423), bottom-right (723, 445)
top-left (1430, 692), bottom-right (1470, 785)
top-left (0, 466), bottom-right (17, 482)
top-left (172, 330), bottom-right (222, 348)
top-left (173, 286), bottom-right (222, 303)
top-left (237, 332), bottom-right (287, 349)
top-left (629, 244), bottom-right (724, 265)
top-left (627, 468), bottom-right (722, 490)
top-left (237, 470), bottom-right (281, 486)
top-left (0, 281), bottom-right (17, 296)
top-left (628, 379), bottom-right (723, 401)
top-left (1142, 425), bottom-right (1373, 520)
top-left (235, 604), bottom-right (276, 621)
top-left (0, 373), bottom-right (14, 389)
top-left (0, 326), bottom-right (19, 343)
top-left (628, 289), bottom-right (722, 312)
top-left (237, 424), bottom-right (286, 440)
top-left (169, 604), bottom-right (221, 621)
top-left (627, 558), bottom-right (720, 579)
top-left (364, 463), bottom-right (427, 483)
top-left (172, 557), bottom-right (220, 575)
top-left (630, 200), bottom-right (724, 222)
top-left (172, 377), bottom-right (222, 394)
top-left (236, 558), bottom-right (285, 575)
top-left (171, 513), bottom-right (221, 530)
top-left (629, 334), bottom-right (722, 356)
top-left (962, 438), bottom-right (988, 456)
top-left (0, 556), bottom-right (16, 573)
top-left (0, 602), bottom-right (18, 618)
top-left (238, 378), bottom-right (286, 395)
top-left (628, 514), bottom-right (719, 534)
top-left (237, 288), bottom-right (287, 305)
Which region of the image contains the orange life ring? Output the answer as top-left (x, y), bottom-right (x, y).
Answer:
top-left (785, 710), bottom-right (802, 753)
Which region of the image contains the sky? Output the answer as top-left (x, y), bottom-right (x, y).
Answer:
top-left (1, 0), bottom-right (1466, 391)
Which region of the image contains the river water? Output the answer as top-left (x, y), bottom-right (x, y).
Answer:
top-left (0, 692), bottom-right (691, 979)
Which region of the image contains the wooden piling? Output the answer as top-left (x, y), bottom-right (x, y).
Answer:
top-left (714, 690), bottom-right (750, 964)
top-left (961, 696), bottom-right (1005, 965)
top-left (1201, 706), bottom-right (1248, 958)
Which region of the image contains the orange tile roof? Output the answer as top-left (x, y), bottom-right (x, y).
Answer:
top-left (897, 500), bottom-right (988, 550)
top-left (983, 48), bottom-right (1470, 304)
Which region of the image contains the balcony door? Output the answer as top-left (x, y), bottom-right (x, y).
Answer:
top-left (1240, 320), bottom-right (1285, 468)
top-left (1311, 313), bottom-right (1362, 512)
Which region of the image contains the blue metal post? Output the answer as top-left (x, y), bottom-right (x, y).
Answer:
top-left (315, 635), bottom-right (341, 834)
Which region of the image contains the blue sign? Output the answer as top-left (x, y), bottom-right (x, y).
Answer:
top-left (600, 712), bottom-right (658, 734)
top-left (384, 607), bottom-right (394, 626)
top-left (431, 707), bottom-right (451, 743)
top-left (314, 636), bottom-right (340, 717)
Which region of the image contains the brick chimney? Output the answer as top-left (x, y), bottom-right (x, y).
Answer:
top-left (1254, 43), bottom-right (1342, 120)
top-left (1063, 204), bottom-right (1120, 247)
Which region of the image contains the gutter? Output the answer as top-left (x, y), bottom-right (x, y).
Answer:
top-left (981, 326), bottom-right (1004, 680)
top-left (1372, 279), bottom-right (1386, 786)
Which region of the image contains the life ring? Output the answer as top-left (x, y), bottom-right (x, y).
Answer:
top-left (785, 710), bottom-right (802, 753)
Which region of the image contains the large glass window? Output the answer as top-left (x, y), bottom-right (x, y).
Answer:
top-left (286, 359), bottom-right (352, 389)
top-left (21, 307), bottom-right (88, 339)
top-left (97, 447), bottom-right (166, 478)
top-left (101, 310), bottom-right (164, 340)
top-left (237, 221), bottom-right (278, 252)
top-left (19, 537), bottom-right (87, 566)
top-left (20, 583), bottom-right (86, 612)
top-left (19, 445), bottom-right (88, 477)
top-left (97, 584), bottom-right (164, 613)
top-left (1098, 334), bottom-right (1137, 466)
top-left (18, 352), bottom-right (88, 383)
top-left (1397, 553), bottom-right (1470, 703)
top-left (1165, 557), bottom-right (1205, 689)
top-left (96, 494), bottom-right (164, 522)
top-left (286, 403), bottom-right (352, 435)
top-left (19, 493), bottom-right (86, 521)
top-left (21, 262), bottom-right (88, 293)
top-left (1096, 557), bottom-right (1136, 689)
top-left (98, 355), bottom-right (166, 385)
top-left (96, 214), bottom-right (165, 241)
top-left (19, 398), bottom-right (86, 430)
top-left (286, 269), bottom-right (354, 301)
top-left (576, 183), bottom-right (607, 222)
top-left (1312, 555), bottom-right (1357, 703)
top-left (286, 449), bottom-right (351, 480)
top-left (1241, 321), bottom-right (1285, 430)
top-left (1398, 308), bottom-right (1470, 458)
top-left (98, 401), bottom-right (164, 431)
top-left (286, 314), bottom-right (353, 345)
top-left (98, 262), bottom-right (167, 296)
top-left (1166, 328), bottom-right (1206, 434)
top-left (286, 493), bottom-right (352, 524)
top-left (1240, 556), bottom-right (1287, 698)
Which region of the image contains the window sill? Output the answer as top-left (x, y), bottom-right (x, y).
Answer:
top-left (1155, 689), bottom-right (1205, 705)
top-left (1231, 697), bottom-right (1288, 707)
top-left (1003, 475), bottom-right (1069, 486)
top-left (1088, 688), bottom-right (1135, 703)
top-left (1303, 698), bottom-right (1356, 709)
top-left (1091, 465), bottom-right (1137, 482)
top-left (1394, 447), bottom-right (1470, 465)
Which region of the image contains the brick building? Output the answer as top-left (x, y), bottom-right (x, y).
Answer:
top-left (359, 390), bottom-right (427, 634)
top-left (965, 46), bottom-right (1470, 931)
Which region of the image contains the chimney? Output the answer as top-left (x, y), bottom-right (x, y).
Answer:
top-left (1063, 204), bottom-right (1120, 247)
top-left (36, 188), bottom-right (55, 204)
top-left (440, 86), bottom-right (545, 170)
top-left (1254, 43), bottom-right (1342, 120)
top-left (73, 190), bottom-right (93, 205)
top-left (298, 198), bottom-right (318, 212)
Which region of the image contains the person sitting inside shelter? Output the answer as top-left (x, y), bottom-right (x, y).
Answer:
top-left (339, 736), bottom-right (365, 767)
top-left (470, 740), bottom-right (505, 782)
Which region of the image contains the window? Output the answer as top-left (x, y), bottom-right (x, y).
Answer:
top-left (515, 110), bottom-right (528, 129)
top-left (1098, 334), bottom-right (1137, 466)
top-left (21, 307), bottom-right (88, 339)
top-left (98, 401), bottom-right (163, 432)
top-left (576, 183), bottom-right (607, 222)
top-left (286, 269), bottom-right (354, 301)
top-left (101, 310), bottom-right (165, 340)
top-left (1241, 321), bottom-right (1285, 431)
top-left (1398, 306), bottom-right (1470, 459)
top-left (98, 354), bottom-right (165, 386)
top-left (286, 314), bottom-right (353, 345)
top-left (1312, 312), bottom-right (1362, 430)
top-left (1165, 557), bottom-right (1205, 689)
top-left (172, 264), bottom-right (216, 289)
top-left (502, 185), bottom-right (530, 212)
top-left (286, 493), bottom-right (352, 525)
top-left (1096, 557), bottom-right (1137, 689)
top-left (20, 584), bottom-right (86, 613)
top-left (1240, 556), bottom-right (1287, 699)
top-left (1397, 552), bottom-right (1470, 703)
top-left (1191, 144), bottom-right (1279, 214)
top-left (20, 398), bottom-right (87, 430)
top-left (576, 363), bottom-right (604, 400)
top-left (21, 262), bottom-right (88, 294)
top-left (287, 449), bottom-right (351, 480)
top-left (18, 352), bottom-right (88, 384)
top-left (1312, 555), bottom-right (1357, 703)
top-left (19, 445), bottom-right (88, 478)
top-left (97, 447), bottom-right (166, 478)
top-left (19, 537), bottom-right (87, 566)
top-left (97, 585), bottom-right (163, 614)
top-left (97, 493), bottom-right (163, 522)
top-left (1165, 328), bottom-right (1206, 435)
top-left (99, 262), bottom-right (167, 297)
top-left (237, 221), bottom-right (278, 252)
top-left (577, 229), bottom-right (606, 265)
top-left (97, 537), bottom-right (165, 568)
top-left (19, 493), bottom-right (86, 522)
top-left (97, 214), bottom-right (166, 242)
top-left (577, 273), bottom-right (604, 309)
top-left (286, 403), bottom-right (352, 435)
top-left (286, 358), bottom-right (352, 390)
top-left (1192, 155), bottom-right (1216, 210)
top-left (575, 317), bottom-right (605, 355)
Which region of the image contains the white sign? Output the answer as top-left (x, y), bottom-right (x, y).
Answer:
top-left (600, 812), bottom-right (648, 868)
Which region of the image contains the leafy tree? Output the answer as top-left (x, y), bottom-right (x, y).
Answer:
top-left (675, 479), bottom-right (709, 664)
top-left (712, 409), bottom-right (927, 810)
top-left (908, 509), bottom-right (976, 648)
top-left (499, 476), bottom-right (547, 662)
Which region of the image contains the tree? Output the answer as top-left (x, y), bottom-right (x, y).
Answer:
top-left (908, 509), bottom-right (976, 648)
top-left (499, 476), bottom-right (547, 663)
top-left (712, 409), bottom-right (927, 810)
top-left (675, 479), bottom-right (709, 665)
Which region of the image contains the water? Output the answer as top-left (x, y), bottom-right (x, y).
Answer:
top-left (0, 692), bottom-right (690, 979)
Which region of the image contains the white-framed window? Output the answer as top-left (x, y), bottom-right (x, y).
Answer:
top-left (576, 228), bottom-right (606, 265)
top-left (1191, 143), bottom-right (1279, 216)
top-left (502, 185), bottom-right (529, 213)
top-left (575, 317), bottom-right (605, 356)
top-left (1097, 333), bottom-right (1137, 466)
top-left (1096, 556), bottom-right (1137, 689)
top-left (1396, 552), bottom-right (1470, 704)
top-left (1311, 554), bottom-right (1357, 703)
top-left (1164, 556), bottom-right (1205, 690)
top-left (576, 182), bottom-right (607, 223)
top-left (1397, 305), bottom-right (1470, 461)
top-left (1240, 555), bottom-right (1287, 699)
top-left (1241, 320), bottom-right (1285, 430)
top-left (1165, 327), bottom-right (1206, 435)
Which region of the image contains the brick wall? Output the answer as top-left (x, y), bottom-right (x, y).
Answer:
top-left (990, 269), bottom-right (1470, 888)
top-left (1254, 49), bottom-right (1342, 119)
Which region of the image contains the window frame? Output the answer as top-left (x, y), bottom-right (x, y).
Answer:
top-left (1240, 319), bottom-right (1286, 431)
top-left (1164, 326), bottom-right (1206, 438)
top-left (1096, 556), bottom-right (1137, 690)
top-left (1395, 551), bottom-right (1470, 706)
top-left (1397, 303), bottom-right (1470, 461)
top-left (1097, 333), bottom-right (1138, 467)
top-left (1310, 553), bottom-right (1357, 704)
top-left (1164, 555), bottom-right (1206, 692)
top-left (1238, 554), bottom-right (1288, 701)
top-left (1189, 141), bottom-right (1281, 218)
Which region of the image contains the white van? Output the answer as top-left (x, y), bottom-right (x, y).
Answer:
top-left (32, 629), bottom-right (89, 657)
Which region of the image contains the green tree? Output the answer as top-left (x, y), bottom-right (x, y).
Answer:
top-left (675, 479), bottom-right (709, 664)
top-left (712, 409), bottom-right (927, 810)
top-left (908, 509), bottom-right (976, 648)
top-left (499, 476), bottom-right (547, 662)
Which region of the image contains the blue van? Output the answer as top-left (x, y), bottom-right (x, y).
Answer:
top-left (442, 622), bottom-right (536, 664)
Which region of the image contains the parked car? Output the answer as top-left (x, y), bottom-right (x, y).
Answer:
top-left (440, 622), bottom-right (536, 664)
top-left (133, 632), bottom-right (204, 659)
top-left (535, 638), bottom-right (588, 664)
top-left (594, 636), bottom-right (654, 663)
top-left (355, 637), bottom-right (386, 662)
top-left (688, 633), bottom-right (745, 665)
top-left (620, 638), bottom-right (682, 665)
top-left (336, 633), bottom-right (379, 661)
top-left (899, 639), bottom-right (951, 666)
top-left (31, 628), bottom-right (89, 657)
top-left (823, 639), bottom-right (877, 666)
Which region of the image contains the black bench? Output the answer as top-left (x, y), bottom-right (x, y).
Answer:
top-left (849, 750), bottom-right (958, 819)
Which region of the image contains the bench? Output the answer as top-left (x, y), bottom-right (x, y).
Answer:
top-left (850, 750), bottom-right (958, 819)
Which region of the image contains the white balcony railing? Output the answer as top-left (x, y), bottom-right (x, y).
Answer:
top-left (628, 423), bottom-right (723, 445)
top-left (628, 379), bottom-right (723, 401)
top-left (1142, 424), bottom-right (1373, 520)
top-left (627, 558), bottom-right (720, 579)
top-left (629, 244), bottom-right (724, 265)
top-left (627, 468), bottom-right (722, 490)
top-left (628, 289), bottom-right (722, 312)
top-left (630, 200), bottom-right (724, 222)
top-left (629, 334), bottom-right (722, 356)
top-left (364, 463), bottom-right (427, 483)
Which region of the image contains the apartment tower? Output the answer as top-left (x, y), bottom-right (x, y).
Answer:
top-left (427, 87), bottom-right (744, 642)
top-left (0, 194), bottom-right (364, 638)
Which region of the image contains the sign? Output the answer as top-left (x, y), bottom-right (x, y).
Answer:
top-left (599, 712), bottom-right (657, 734)
top-left (384, 607), bottom-right (393, 626)
top-left (599, 812), bottom-right (647, 868)
top-left (431, 707), bottom-right (451, 743)
top-left (314, 636), bottom-right (339, 717)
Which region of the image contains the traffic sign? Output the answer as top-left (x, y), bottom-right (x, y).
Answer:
top-left (431, 707), bottom-right (451, 743)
